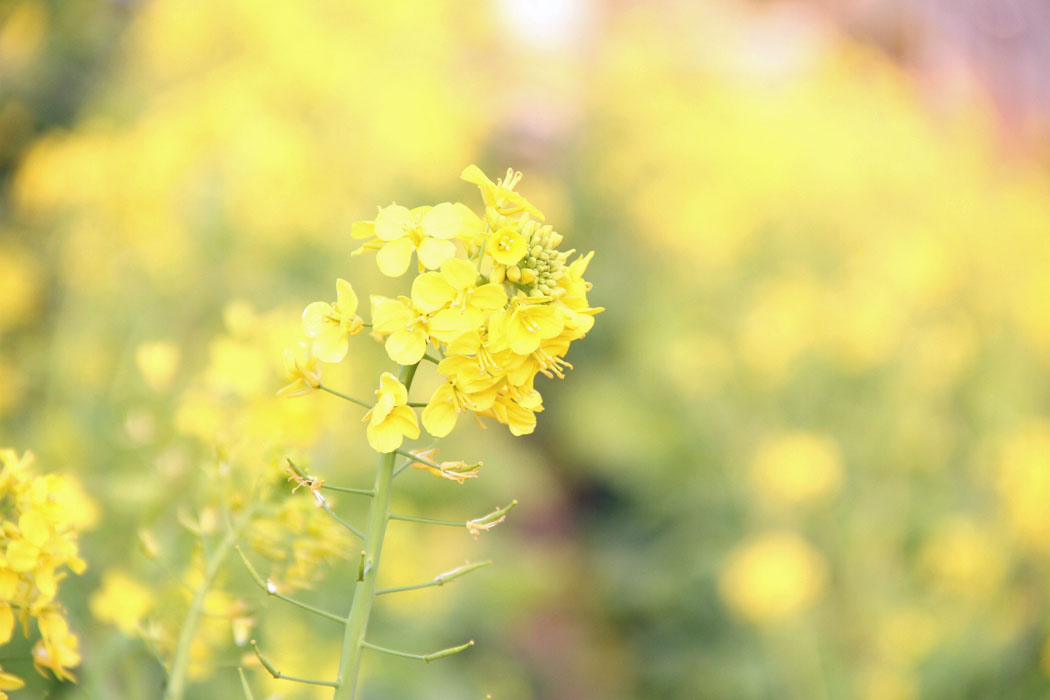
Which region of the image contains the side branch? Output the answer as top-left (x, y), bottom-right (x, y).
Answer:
top-left (236, 547), bottom-right (347, 624)
top-left (251, 640), bottom-right (339, 687)
top-left (376, 560), bottom-right (493, 596)
top-left (361, 639), bottom-right (474, 663)
top-left (287, 459), bottom-right (374, 497)
top-left (319, 384), bottom-right (373, 409)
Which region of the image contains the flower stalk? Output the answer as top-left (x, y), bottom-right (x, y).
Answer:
top-left (331, 362), bottom-right (417, 700)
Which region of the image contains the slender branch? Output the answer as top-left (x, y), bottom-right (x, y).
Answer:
top-left (361, 639), bottom-right (474, 663)
top-left (319, 385), bottom-right (372, 409)
top-left (392, 445), bottom-right (437, 479)
top-left (376, 560), bottom-right (493, 596)
top-left (238, 668), bottom-right (256, 700)
top-left (322, 484), bottom-right (375, 496)
top-left (393, 448), bottom-right (441, 470)
top-left (286, 459), bottom-right (374, 496)
top-left (165, 504), bottom-right (259, 700)
top-left (406, 402), bottom-right (428, 408)
top-left (421, 353), bottom-right (440, 365)
top-left (236, 547), bottom-right (346, 624)
top-left (321, 502), bottom-right (365, 540)
top-left (251, 640), bottom-right (339, 687)
top-left (389, 513), bottom-right (465, 527)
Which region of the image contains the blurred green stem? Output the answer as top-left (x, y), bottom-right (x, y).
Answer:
top-left (332, 361), bottom-right (418, 700)
top-left (165, 504), bottom-right (259, 700)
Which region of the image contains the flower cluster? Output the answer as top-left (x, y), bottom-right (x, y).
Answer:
top-left (281, 166), bottom-right (601, 451)
top-left (0, 449), bottom-right (91, 692)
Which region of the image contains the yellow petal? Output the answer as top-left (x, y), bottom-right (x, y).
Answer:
top-left (416, 237), bottom-right (456, 270)
top-left (366, 419), bottom-right (405, 453)
top-left (19, 510), bottom-right (48, 547)
top-left (374, 205), bottom-right (414, 242)
top-left (371, 296), bottom-right (413, 333)
top-left (471, 283), bottom-right (507, 311)
top-left (376, 238), bottom-right (415, 277)
top-left (440, 257), bottom-right (478, 291)
top-left (312, 328), bottom-right (349, 363)
top-left (350, 220), bottom-right (375, 240)
top-left (335, 278), bottom-right (359, 315)
top-left (5, 539), bottom-right (38, 572)
top-left (422, 384), bottom-right (458, 438)
top-left (385, 330), bottom-right (427, 365)
top-left (0, 604), bottom-right (13, 645)
top-left (301, 301), bottom-right (332, 338)
top-left (411, 272), bottom-right (455, 313)
top-left (421, 202), bottom-right (461, 240)
top-left (0, 669), bottom-right (23, 691)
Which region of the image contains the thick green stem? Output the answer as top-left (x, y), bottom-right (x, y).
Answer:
top-left (165, 507), bottom-right (257, 700)
top-left (332, 362), bottom-right (418, 700)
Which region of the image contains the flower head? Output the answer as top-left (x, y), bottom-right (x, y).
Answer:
top-left (352, 202), bottom-right (467, 277)
top-left (362, 373), bottom-right (420, 453)
top-left (301, 279), bottom-right (364, 362)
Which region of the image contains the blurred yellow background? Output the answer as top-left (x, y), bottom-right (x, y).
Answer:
top-left (3, 0), bottom-right (1050, 698)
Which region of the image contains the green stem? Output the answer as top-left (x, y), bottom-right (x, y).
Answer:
top-left (165, 505), bottom-right (258, 700)
top-left (389, 513), bottom-right (465, 527)
top-left (320, 385), bottom-right (372, 409)
top-left (332, 362), bottom-right (418, 700)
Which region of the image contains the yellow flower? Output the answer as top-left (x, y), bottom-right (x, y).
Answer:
top-left (412, 258), bottom-right (507, 341)
top-left (719, 532), bottom-right (826, 624)
top-left (301, 278), bottom-right (364, 362)
top-left (421, 378), bottom-right (499, 438)
top-left (749, 432), bottom-right (843, 505)
top-left (90, 571), bottom-right (154, 635)
top-left (0, 665), bottom-right (24, 697)
top-left (554, 250), bottom-right (603, 336)
top-left (487, 226), bottom-right (528, 266)
top-left (135, 341), bottom-right (180, 391)
top-left (370, 295), bottom-right (432, 365)
top-left (33, 612), bottom-right (80, 682)
top-left (362, 373), bottom-right (420, 453)
top-left (353, 202), bottom-right (463, 277)
top-left (488, 295), bottom-right (565, 356)
top-left (485, 392), bottom-right (541, 436)
top-left (276, 342), bottom-right (322, 397)
top-left (461, 165), bottom-right (544, 220)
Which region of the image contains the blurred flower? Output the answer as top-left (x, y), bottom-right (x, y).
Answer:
top-left (995, 419), bottom-right (1050, 552)
top-left (90, 571), bottom-right (154, 635)
top-left (135, 341), bottom-right (181, 391)
top-left (277, 342), bottom-right (322, 398)
top-left (749, 432), bottom-right (843, 506)
top-left (719, 532), bottom-right (826, 623)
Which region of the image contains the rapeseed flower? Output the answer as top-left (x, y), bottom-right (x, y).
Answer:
top-left (301, 278), bottom-right (364, 362)
top-left (362, 373), bottom-right (420, 453)
top-left (289, 165), bottom-right (599, 442)
top-left (352, 203), bottom-right (464, 277)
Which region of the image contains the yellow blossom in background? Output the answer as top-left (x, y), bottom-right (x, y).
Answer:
top-left (0, 242), bottom-right (43, 333)
top-left (135, 341), bottom-right (181, 391)
top-left (0, 1), bottom-right (46, 72)
top-left (276, 342), bottom-right (322, 398)
top-left (920, 517), bottom-right (1005, 598)
top-left (719, 532), bottom-right (826, 624)
top-left (0, 449), bottom-right (88, 687)
top-left (995, 419), bottom-right (1050, 552)
top-left (90, 571), bottom-right (154, 635)
top-left (749, 432), bottom-right (843, 505)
